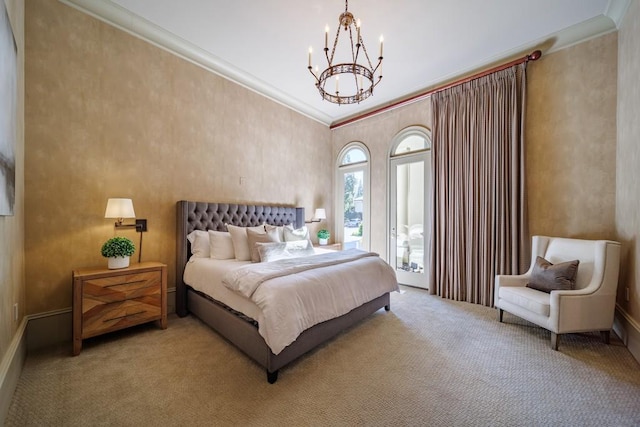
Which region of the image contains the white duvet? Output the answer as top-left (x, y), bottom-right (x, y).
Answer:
top-left (222, 249), bottom-right (399, 355)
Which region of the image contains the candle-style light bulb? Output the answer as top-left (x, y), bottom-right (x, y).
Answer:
top-left (325, 25), bottom-right (329, 49)
top-left (356, 19), bottom-right (361, 43)
top-left (379, 35), bottom-right (384, 57)
top-left (308, 47), bottom-right (312, 68)
top-left (336, 75), bottom-right (339, 93)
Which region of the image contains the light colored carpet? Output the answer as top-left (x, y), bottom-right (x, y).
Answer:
top-left (6, 286), bottom-right (640, 426)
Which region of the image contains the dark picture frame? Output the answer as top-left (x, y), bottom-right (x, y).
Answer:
top-left (0, 1), bottom-right (17, 216)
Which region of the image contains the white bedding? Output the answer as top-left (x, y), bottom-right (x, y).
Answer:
top-left (223, 249), bottom-right (399, 355)
top-left (182, 247), bottom-right (337, 321)
top-left (183, 249), bottom-right (399, 356)
top-left (183, 257), bottom-right (262, 321)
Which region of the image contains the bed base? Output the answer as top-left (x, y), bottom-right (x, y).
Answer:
top-left (176, 200), bottom-right (393, 383)
top-left (188, 287), bottom-right (390, 383)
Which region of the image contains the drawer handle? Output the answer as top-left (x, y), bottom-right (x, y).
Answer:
top-left (104, 310), bottom-right (145, 322)
top-left (104, 280), bottom-right (147, 289)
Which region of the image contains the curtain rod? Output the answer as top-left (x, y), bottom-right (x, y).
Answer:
top-left (329, 50), bottom-right (542, 130)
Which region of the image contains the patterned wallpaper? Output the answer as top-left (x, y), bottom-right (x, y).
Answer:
top-left (616, 0), bottom-right (640, 322)
top-left (24, 0), bottom-right (331, 314)
top-left (526, 33), bottom-right (618, 240)
top-left (0, 0), bottom-right (24, 368)
top-left (333, 34), bottom-right (619, 268)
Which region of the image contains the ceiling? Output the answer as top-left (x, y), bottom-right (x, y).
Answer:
top-left (62, 0), bottom-right (630, 127)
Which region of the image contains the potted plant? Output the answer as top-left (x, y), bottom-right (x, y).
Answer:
top-left (101, 236), bottom-right (135, 269)
top-left (317, 229), bottom-right (330, 246)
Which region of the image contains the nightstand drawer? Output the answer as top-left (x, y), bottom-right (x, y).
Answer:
top-left (83, 271), bottom-right (161, 302)
top-left (72, 262), bottom-right (167, 356)
top-left (82, 298), bottom-right (161, 339)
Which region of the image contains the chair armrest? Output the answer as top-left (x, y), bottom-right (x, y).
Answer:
top-left (495, 274), bottom-right (530, 288)
top-left (549, 289), bottom-right (616, 332)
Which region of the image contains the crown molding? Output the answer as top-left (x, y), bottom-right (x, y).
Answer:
top-left (59, 0), bottom-right (623, 129)
top-left (605, 0), bottom-right (632, 28)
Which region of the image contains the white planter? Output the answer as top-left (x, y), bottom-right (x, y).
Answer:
top-left (108, 256), bottom-right (130, 269)
top-left (318, 238), bottom-right (328, 246)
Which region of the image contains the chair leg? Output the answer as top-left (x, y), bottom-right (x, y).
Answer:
top-left (601, 330), bottom-right (610, 345)
top-left (551, 333), bottom-right (559, 351)
top-left (497, 309), bottom-right (503, 323)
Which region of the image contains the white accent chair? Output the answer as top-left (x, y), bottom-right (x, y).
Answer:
top-left (495, 236), bottom-right (621, 350)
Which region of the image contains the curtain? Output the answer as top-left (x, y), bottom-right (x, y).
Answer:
top-left (429, 63), bottom-right (529, 307)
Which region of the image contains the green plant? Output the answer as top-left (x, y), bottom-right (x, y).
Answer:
top-left (101, 236), bottom-right (135, 258)
top-left (317, 229), bottom-right (330, 240)
top-left (352, 223), bottom-right (363, 237)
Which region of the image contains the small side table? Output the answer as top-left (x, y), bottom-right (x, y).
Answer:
top-left (72, 261), bottom-right (167, 356)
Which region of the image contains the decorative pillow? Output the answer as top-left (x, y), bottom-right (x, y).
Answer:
top-left (264, 224), bottom-right (287, 242)
top-left (247, 227), bottom-right (281, 262)
top-left (226, 224), bottom-right (266, 261)
top-left (283, 225), bottom-right (310, 242)
top-left (526, 256), bottom-right (580, 293)
top-left (256, 240), bottom-right (315, 262)
top-left (208, 230), bottom-right (235, 260)
top-left (187, 230), bottom-right (210, 259)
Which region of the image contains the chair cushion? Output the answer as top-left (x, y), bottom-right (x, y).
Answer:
top-left (499, 286), bottom-right (551, 317)
top-left (526, 256), bottom-right (579, 293)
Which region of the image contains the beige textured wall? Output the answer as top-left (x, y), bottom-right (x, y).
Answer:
top-left (527, 33), bottom-right (618, 240)
top-left (331, 100), bottom-right (432, 259)
top-left (616, 0), bottom-right (640, 322)
top-left (333, 33), bottom-right (618, 270)
top-left (0, 0), bottom-right (25, 362)
top-left (25, 0), bottom-right (331, 314)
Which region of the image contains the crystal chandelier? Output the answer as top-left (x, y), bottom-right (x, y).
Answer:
top-left (307, 0), bottom-right (383, 105)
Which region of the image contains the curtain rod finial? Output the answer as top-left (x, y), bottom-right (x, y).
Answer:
top-left (528, 50), bottom-right (542, 61)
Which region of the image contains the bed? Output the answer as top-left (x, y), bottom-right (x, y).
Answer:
top-left (176, 201), bottom-right (398, 383)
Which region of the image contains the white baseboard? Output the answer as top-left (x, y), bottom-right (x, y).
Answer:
top-left (613, 304), bottom-right (640, 364)
top-left (0, 317), bottom-right (27, 425)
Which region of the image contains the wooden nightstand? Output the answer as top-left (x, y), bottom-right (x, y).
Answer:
top-left (72, 261), bottom-right (167, 356)
top-left (314, 243), bottom-right (342, 251)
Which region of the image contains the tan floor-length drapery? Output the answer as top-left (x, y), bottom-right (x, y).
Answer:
top-left (429, 63), bottom-right (529, 307)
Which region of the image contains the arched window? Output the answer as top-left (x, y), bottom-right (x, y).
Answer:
top-left (388, 126), bottom-right (431, 289)
top-left (392, 133), bottom-right (429, 156)
top-left (336, 142), bottom-right (370, 250)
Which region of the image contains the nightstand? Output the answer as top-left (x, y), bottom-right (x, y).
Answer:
top-left (72, 261), bottom-right (167, 356)
top-left (314, 243), bottom-right (342, 251)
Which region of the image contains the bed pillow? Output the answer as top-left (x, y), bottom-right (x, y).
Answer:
top-left (226, 224), bottom-right (266, 261)
top-left (283, 225), bottom-right (310, 242)
top-left (208, 230), bottom-right (235, 260)
top-left (526, 256), bottom-right (580, 293)
top-left (256, 240), bottom-right (315, 262)
top-left (247, 227), bottom-right (281, 262)
top-left (187, 230), bottom-right (210, 259)
top-left (264, 224), bottom-right (287, 242)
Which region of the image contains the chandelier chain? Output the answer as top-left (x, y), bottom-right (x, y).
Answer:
top-left (307, 0), bottom-right (384, 105)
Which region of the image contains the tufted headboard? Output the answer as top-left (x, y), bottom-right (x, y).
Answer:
top-left (175, 201), bottom-right (304, 316)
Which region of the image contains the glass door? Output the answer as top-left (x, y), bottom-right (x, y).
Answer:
top-left (336, 143), bottom-right (370, 251)
top-left (389, 153), bottom-right (429, 288)
top-left (342, 169), bottom-right (365, 250)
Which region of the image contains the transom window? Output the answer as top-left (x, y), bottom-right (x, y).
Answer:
top-left (340, 147), bottom-right (367, 165)
top-left (392, 133), bottom-right (430, 156)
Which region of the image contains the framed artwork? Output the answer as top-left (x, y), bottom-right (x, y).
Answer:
top-left (0, 0), bottom-right (16, 216)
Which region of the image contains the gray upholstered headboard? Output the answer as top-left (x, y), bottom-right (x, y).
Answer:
top-left (175, 201), bottom-right (305, 316)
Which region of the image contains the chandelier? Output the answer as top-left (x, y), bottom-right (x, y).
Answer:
top-left (307, 0), bottom-right (383, 105)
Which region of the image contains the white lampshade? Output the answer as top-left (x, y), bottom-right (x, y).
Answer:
top-left (105, 198), bottom-right (136, 219)
top-left (314, 208), bottom-right (326, 220)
